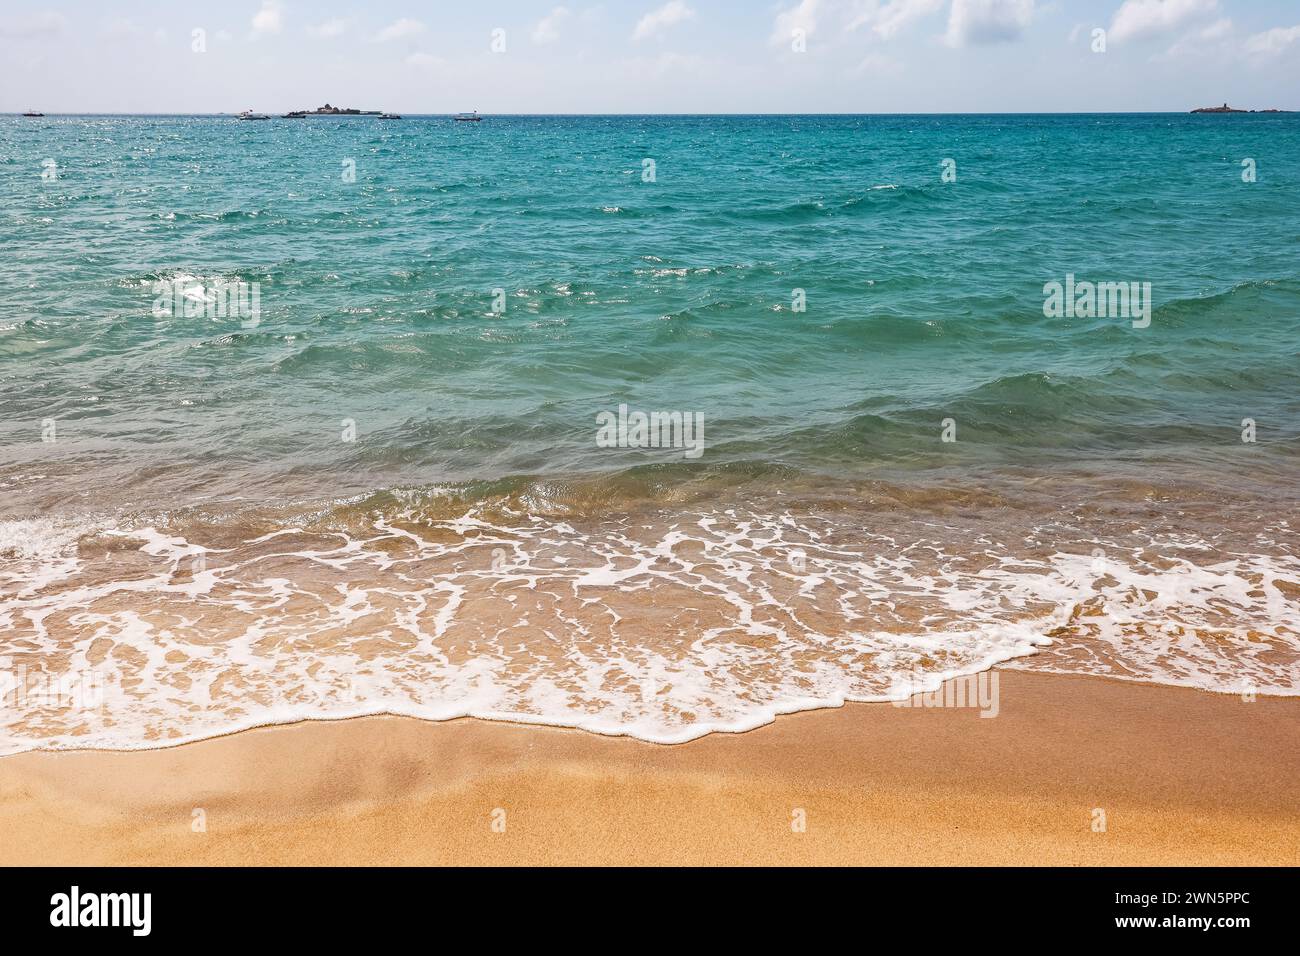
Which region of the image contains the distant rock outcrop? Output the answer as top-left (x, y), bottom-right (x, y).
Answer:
top-left (283, 103), bottom-right (382, 117)
top-left (1192, 103), bottom-right (1289, 113)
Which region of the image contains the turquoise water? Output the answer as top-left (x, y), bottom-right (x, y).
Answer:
top-left (1, 114), bottom-right (1298, 751)
top-left (2, 114), bottom-right (1297, 507)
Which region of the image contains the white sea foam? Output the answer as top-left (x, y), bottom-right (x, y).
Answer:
top-left (0, 506), bottom-right (1296, 755)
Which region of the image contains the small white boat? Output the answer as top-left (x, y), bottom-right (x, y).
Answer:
top-left (237, 110), bottom-right (270, 121)
top-left (453, 111), bottom-right (482, 122)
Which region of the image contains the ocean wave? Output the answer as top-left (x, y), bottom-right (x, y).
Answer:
top-left (1, 492), bottom-right (1295, 755)
top-left (151, 209), bottom-right (269, 223)
top-left (1150, 278), bottom-right (1300, 326)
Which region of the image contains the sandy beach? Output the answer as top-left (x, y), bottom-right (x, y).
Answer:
top-left (1, 670), bottom-right (1295, 866)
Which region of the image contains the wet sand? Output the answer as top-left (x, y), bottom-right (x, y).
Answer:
top-left (0, 670), bottom-right (1296, 866)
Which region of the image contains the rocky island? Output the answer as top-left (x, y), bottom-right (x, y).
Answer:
top-left (283, 103), bottom-right (383, 118)
top-left (1191, 103), bottom-right (1289, 113)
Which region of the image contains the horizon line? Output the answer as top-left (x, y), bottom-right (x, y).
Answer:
top-left (7, 109), bottom-right (1296, 117)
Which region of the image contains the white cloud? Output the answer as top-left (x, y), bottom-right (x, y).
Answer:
top-left (251, 1), bottom-right (283, 37)
top-left (309, 18), bottom-right (351, 39)
top-left (851, 0), bottom-right (945, 40)
top-left (0, 11), bottom-right (68, 37)
top-left (944, 0), bottom-right (1036, 47)
top-left (1244, 24), bottom-right (1300, 56)
top-left (534, 6), bottom-right (571, 44)
top-left (771, 0), bottom-right (820, 46)
top-left (633, 1), bottom-right (695, 41)
top-left (1109, 0), bottom-right (1217, 43)
top-left (373, 18), bottom-right (426, 43)
top-left (1199, 17), bottom-right (1232, 40)
top-left (1159, 17), bottom-right (1232, 58)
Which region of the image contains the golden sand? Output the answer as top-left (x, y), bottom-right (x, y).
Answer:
top-left (0, 671), bottom-right (1295, 866)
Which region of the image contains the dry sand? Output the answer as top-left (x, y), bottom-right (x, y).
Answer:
top-left (1, 670), bottom-right (1296, 866)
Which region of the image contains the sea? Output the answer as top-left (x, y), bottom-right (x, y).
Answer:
top-left (1, 113), bottom-right (1297, 752)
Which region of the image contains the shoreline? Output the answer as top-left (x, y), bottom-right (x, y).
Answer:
top-left (5, 469), bottom-right (1295, 755)
top-left (2, 665), bottom-right (1296, 760)
top-left (2, 670), bottom-right (1295, 866)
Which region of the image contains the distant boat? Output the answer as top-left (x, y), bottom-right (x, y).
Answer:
top-left (237, 110), bottom-right (270, 121)
top-left (453, 112), bottom-right (482, 122)
top-left (21, 110), bottom-right (44, 117)
top-left (379, 113), bottom-right (402, 120)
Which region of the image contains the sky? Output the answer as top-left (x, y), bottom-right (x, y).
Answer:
top-left (1, 0), bottom-right (1298, 113)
